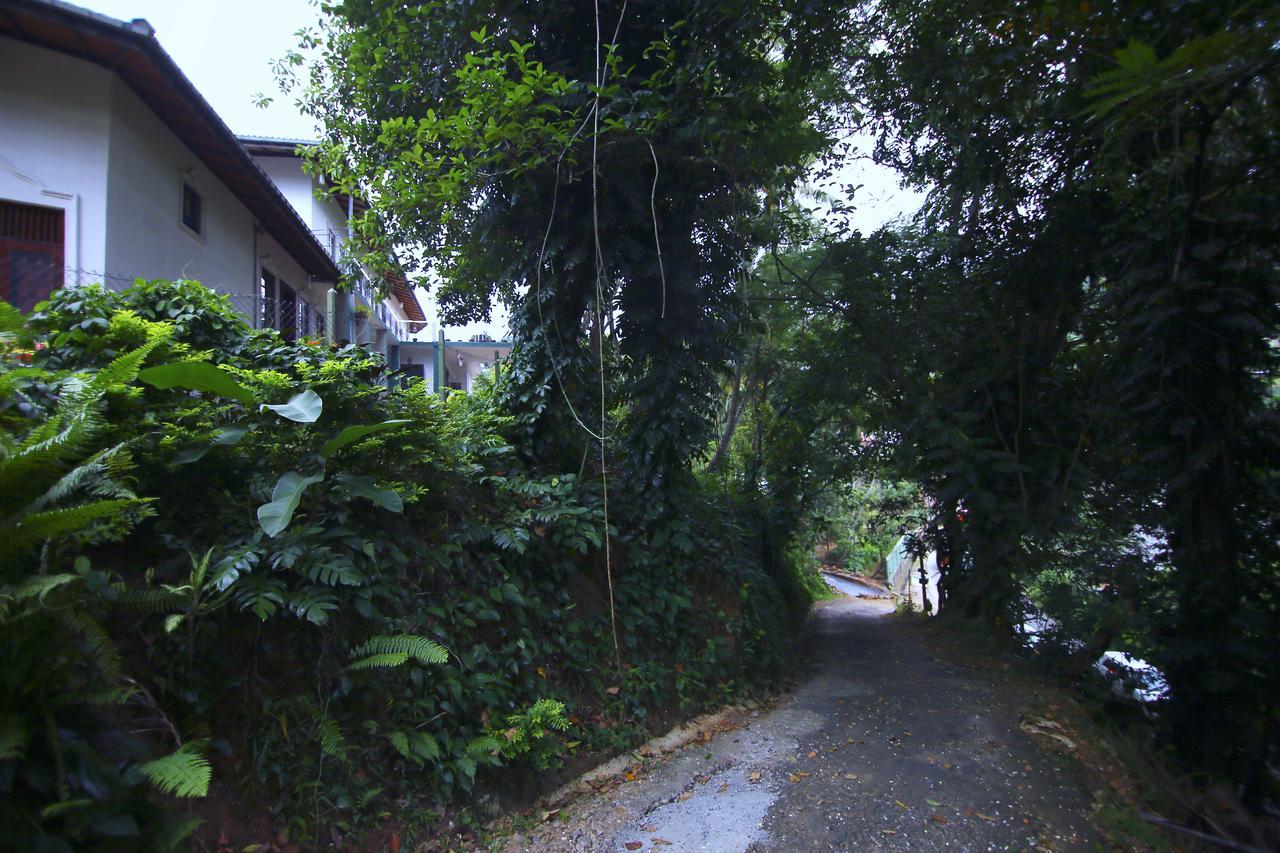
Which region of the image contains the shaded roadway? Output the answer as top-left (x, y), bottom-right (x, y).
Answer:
top-left (506, 575), bottom-right (1100, 851)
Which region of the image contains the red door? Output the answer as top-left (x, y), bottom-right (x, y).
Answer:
top-left (0, 201), bottom-right (64, 312)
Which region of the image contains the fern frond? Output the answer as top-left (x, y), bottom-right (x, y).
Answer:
top-left (137, 741), bottom-right (212, 798)
top-left (56, 607), bottom-right (122, 684)
top-left (25, 442), bottom-right (137, 515)
top-left (2, 573), bottom-right (78, 605)
top-left (410, 731), bottom-right (441, 761)
top-left (347, 652), bottom-right (410, 670)
top-left (89, 327), bottom-right (170, 393)
top-left (152, 815), bottom-right (203, 852)
top-left (109, 585), bottom-right (185, 614)
top-left (317, 718), bottom-right (347, 758)
top-left (0, 299), bottom-right (23, 335)
top-left (466, 734), bottom-right (503, 758)
top-left (348, 634), bottom-right (448, 671)
top-left (387, 730), bottom-right (413, 760)
top-left (1, 498), bottom-right (150, 562)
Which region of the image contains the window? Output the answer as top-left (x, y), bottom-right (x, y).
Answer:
top-left (259, 269), bottom-right (277, 329)
top-left (181, 182), bottom-right (202, 235)
top-left (259, 267), bottom-right (301, 341)
top-left (0, 200), bottom-right (64, 311)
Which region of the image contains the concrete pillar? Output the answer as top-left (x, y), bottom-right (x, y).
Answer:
top-left (434, 330), bottom-right (445, 396)
top-left (333, 290), bottom-right (355, 344)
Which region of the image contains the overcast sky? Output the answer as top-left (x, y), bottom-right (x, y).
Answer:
top-left (85, 0), bottom-right (322, 139)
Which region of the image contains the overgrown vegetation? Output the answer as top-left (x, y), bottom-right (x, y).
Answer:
top-left (0, 280), bottom-right (819, 848)
top-left (743, 0), bottom-right (1280, 838)
top-left (4, 0), bottom-right (1276, 846)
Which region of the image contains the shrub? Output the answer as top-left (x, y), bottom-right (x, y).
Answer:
top-left (0, 279), bottom-right (813, 847)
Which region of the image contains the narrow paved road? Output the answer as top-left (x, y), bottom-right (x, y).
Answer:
top-left (506, 579), bottom-right (1101, 851)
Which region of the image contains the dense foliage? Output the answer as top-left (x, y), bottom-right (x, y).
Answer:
top-left (0, 279), bottom-right (819, 848)
top-left (277, 0), bottom-right (1278, 829)
top-left (5, 0), bottom-right (1275, 846)
top-left (280, 0), bottom-right (851, 491)
top-left (750, 0), bottom-right (1279, 817)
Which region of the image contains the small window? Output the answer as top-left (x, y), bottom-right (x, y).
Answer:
top-left (181, 182), bottom-right (203, 234)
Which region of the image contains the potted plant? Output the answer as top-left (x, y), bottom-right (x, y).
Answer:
top-left (352, 303), bottom-right (373, 341)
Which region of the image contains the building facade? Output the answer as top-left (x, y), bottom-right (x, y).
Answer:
top-left (0, 0), bottom-right (423, 359)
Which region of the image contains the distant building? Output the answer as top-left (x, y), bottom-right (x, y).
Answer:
top-left (239, 136), bottom-right (428, 359)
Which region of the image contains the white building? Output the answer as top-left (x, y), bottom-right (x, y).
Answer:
top-left (239, 137), bottom-right (427, 358)
top-left (0, 0), bottom-right (423, 357)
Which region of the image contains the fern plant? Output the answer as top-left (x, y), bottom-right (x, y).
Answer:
top-left (0, 323), bottom-right (215, 846)
top-left (488, 699), bottom-right (571, 770)
top-left (347, 634), bottom-right (449, 670)
top-left (137, 740), bottom-right (213, 798)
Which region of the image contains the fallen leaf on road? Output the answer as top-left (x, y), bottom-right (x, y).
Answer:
top-left (932, 815), bottom-right (948, 825)
top-left (843, 773), bottom-right (858, 780)
top-left (976, 813), bottom-right (995, 821)
top-left (788, 772), bottom-right (810, 783)
top-left (606, 686), bottom-right (621, 695)
top-left (806, 750), bottom-right (817, 758)
top-left (539, 809), bottom-right (560, 823)
top-left (641, 825), bottom-right (657, 832)
top-left (716, 783), bottom-right (729, 793)
top-left (881, 829), bottom-right (897, 836)
top-left (748, 771), bottom-right (761, 783)
top-left (895, 800), bottom-right (909, 810)
top-left (624, 771), bottom-right (637, 782)
top-left (926, 798), bottom-right (941, 807)
top-left (624, 843), bottom-right (642, 851)
top-left (651, 839), bottom-right (673, 847)
top-left (1019, 717), bottom-right (1077, 750)
top-left (679, 791), bottom-right (693, 801)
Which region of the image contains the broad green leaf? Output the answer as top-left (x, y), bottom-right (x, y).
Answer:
top-left (261, 389), bottom-right (323, 423)
top-left (321, 419), bottom-right (412, 458)
top-left (256, 471), bottom-right (324, 537)
top-left (213, 425), bottom-right (250, 445)
top-left (334, 473), bottom-right (404, 512)
top-left (39, 799), bottom-right (94, 819)
top-left (1113, 39), bottom-right (1157, 72)
top-left (139, 362), bottom-right (255, 406)
top-left (174, 426), bottom-right (251, 465)
top-left (173, 444), bottom-right (213, 465)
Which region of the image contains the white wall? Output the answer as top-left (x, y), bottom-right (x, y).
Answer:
top-left (104, 77), bottom-right (258, 297)
top-left (0, 36), bottom-right (112, 284)
top-left (252, 154), bottom-right (349, 254)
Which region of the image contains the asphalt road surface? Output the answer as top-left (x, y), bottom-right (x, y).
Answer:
top-left (506, 580), bottom-right (1100, 852)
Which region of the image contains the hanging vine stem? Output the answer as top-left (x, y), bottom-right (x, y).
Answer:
top-left (530, 1), bottom-right (630, 670)
top-left (592, 0), bottom-right (622, 672)
top-left (531, 0), bottom-right (630, 445)
top-left (647, 139), bottom-right (668, 319)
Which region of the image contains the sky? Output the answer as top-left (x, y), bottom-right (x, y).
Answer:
top-left (84, 0), bottom-right (323, 139)
top-left (77, 0), bottom-right (923, 334)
